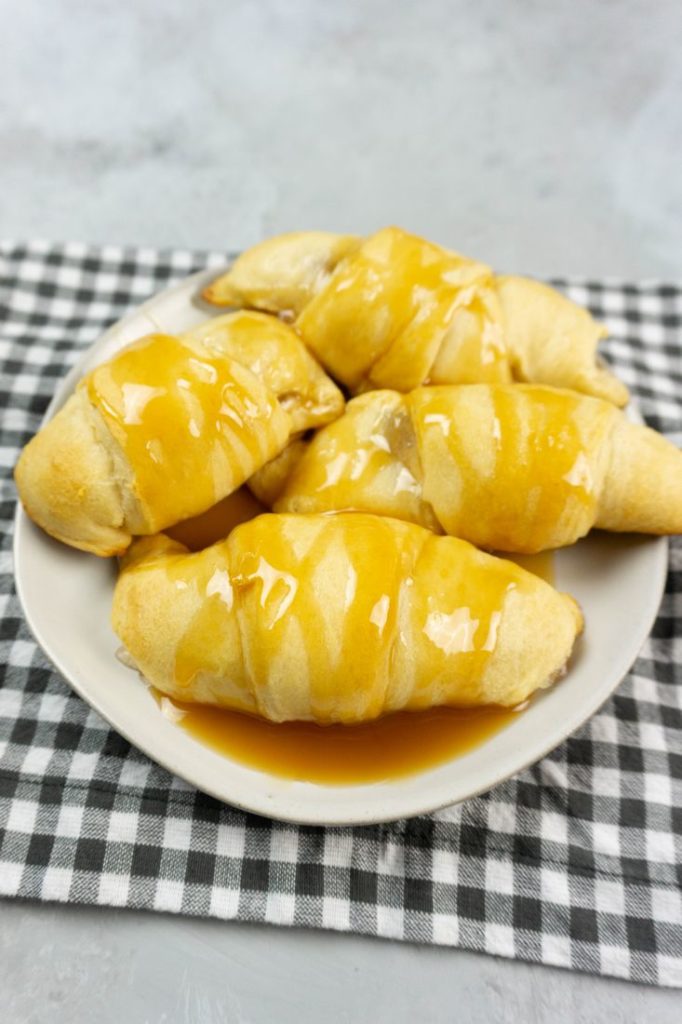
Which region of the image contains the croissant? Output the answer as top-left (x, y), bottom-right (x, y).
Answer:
top-left (15, 312), bottom-right (343, 556)
top-left (276, 385), bottom-right (682, 553)
top-left (181, 311), bottom-right (343, 434)
top-left (203, 226), bottom-right (628, 406)
top-left (112, 513), bottom-right (583, 722)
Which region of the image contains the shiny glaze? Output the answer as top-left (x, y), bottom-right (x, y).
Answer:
top-left (86, 334), bottom-right (289, 531)
top-left (276, 391), bottom-right (440, 530)
top-left (389, 531), bottom-right (522, 709)
top-left (159, 695), bottom-right (518, 784)
top-left (410, 384), bottom-right (606, 552)
top-left (126, 514), bottom-right (535, 723)
top-left (229, 514), bottom-right (408, 722)
top-left (428, 284), bottom-right (510, 385)
top-left (297, 227), bottom-right (494, 391)
top-left (182, 311), bottom-right (344, 432)
top-left (168, 543), bottom-right (249, 708)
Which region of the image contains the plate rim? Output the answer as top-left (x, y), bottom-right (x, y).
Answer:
top-left (12, 270), bottom-right (670, 825)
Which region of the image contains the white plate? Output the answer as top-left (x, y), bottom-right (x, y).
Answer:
top-left (13, 270), bottom-right (669, 826)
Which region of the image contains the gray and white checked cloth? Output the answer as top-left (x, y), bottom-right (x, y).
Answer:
top-left (0, 241), bottom-right (680, 987)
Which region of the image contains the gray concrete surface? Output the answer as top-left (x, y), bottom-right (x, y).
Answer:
top-left (1, 1), bottom-right (681, 1021)
top-left (2, 901), bottom-right (682, 1024)
top-left (2, 0), bottom-right (681, 277)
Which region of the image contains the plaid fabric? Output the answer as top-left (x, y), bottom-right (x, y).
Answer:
top-left (0, 241), bottom-right (681, 988)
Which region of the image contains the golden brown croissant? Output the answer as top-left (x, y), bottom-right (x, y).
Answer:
top-left (276, 385), bottom-right (682, 553)
top-left (203, 227), bottom-right (628, 406)
top-left (15, 313), bottom-right (343, 556)
top-left (182, 311), bottom-right (343, 433)
top-left (112, 513), bottom-right (583, 722)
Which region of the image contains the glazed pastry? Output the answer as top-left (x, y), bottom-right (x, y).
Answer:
top-left (113, 513), bottom-right (583, 722)
top-left (276, 384), bottom-right (682, 553)
top-left (203, 227), bottom-right (628, 405)
top-left (15, 314), bottom-right (343, 556)
top-left (181, 311), bottom-right (343, 434)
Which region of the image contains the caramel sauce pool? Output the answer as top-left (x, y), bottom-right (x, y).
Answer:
top-left (160, 695), bottom-right (520, 784)
top-left (161, 501), bottom-right (554, 784)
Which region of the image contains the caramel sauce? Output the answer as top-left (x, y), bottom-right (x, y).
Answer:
top-left (160, 694), bottom-right (518, 784)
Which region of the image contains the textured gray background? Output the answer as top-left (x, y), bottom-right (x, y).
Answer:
top-left (1, 1), bottom-right (681, 1020)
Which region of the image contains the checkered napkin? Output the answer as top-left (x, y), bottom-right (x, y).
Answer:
top-left (0, 241), bottom-right (680, 988)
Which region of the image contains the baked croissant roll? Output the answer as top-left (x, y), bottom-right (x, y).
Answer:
top-left (113, 513), bottom-right (583, 723)
top-left (181, 311), bottom-right (343, 433)
top-left (203, 226), bottom-right (628, 406)
top-left (276, 385), bottom-right (682, 553)
top-left (15, 313), bottom-right (343, 556)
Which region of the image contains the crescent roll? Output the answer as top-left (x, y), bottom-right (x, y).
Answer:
top-left (15, 313), bottom-right (343, 556)
top-left (112, 513), bottom-right (583, 722)
top-left (203, 227), bottom-right (628, 406)
top-left (276, 385), bottom-right (682, 553)
top-left (181, 311), bottom-right (343, 433)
